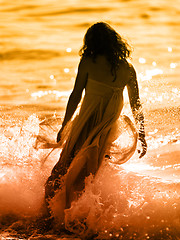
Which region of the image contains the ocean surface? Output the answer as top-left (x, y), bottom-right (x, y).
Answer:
top-left (0, 0), bottom-right (180, 239)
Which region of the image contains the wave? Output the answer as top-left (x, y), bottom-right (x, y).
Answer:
top-left (2, 5), bottom-right (38, 12)
top-left (0, 114), bottom-right (180, 239)
top-left (0, 49), bottom-right (61, 60)
top-left (27, 6), bottom-right (111, 17)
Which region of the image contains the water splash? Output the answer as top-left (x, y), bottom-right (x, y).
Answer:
top-left (0, 115), bottom-right (180, 239)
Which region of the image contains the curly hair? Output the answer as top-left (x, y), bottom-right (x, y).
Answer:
top-left (79, 22), bottom-right (132, 81)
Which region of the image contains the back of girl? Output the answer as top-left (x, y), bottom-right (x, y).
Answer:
top-left (44, 22), bottom-right (147, 229)
top-left (79, 22), bottom-right (132, 88)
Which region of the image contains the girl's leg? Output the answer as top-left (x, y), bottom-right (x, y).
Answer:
top-left (65, 147), bottom-right (99, 209)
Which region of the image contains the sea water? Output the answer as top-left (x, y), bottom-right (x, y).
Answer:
top-left (0, 0), bottom-right (180, 239)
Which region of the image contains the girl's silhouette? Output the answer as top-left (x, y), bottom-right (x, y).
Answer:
top-left (44, 22), bottom-right (147, 213)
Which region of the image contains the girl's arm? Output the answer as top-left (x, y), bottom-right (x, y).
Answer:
top-left (57, 58), bottom-right (88, 142)
top-left (127, 64), bottom-right (147, 158)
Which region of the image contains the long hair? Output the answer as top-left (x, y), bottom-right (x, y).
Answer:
top-left (79, 22), bottom-right (132, 81)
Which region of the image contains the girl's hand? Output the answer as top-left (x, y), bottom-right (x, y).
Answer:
top-left (138, 132), bottom-right (147, 158)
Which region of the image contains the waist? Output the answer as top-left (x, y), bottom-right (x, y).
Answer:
top-left (85, 78), bottom-right (124, 97)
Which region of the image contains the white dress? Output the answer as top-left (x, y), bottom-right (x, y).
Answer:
top-left (45, 77), bottom-right (137, 210)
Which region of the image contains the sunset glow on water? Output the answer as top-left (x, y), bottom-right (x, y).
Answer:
top-left (0, 0), bottom-right (180, 239)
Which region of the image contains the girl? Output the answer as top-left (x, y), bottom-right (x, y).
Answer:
top-left (45, 22), bottom-right (147, 213)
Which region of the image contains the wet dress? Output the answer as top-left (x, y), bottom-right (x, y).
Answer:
top-left (45, 77), bottom-right (137, 208)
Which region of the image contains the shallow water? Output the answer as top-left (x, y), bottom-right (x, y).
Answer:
top-left (0, 0), bottom-right (180, 239)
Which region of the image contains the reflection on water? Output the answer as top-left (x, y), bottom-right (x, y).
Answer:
top-left (0, 0), bottom-right (180, 238)
top-left (0, 0), bottom-right (180, 106)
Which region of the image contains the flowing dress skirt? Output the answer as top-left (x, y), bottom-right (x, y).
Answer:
top-left (45, 78), bottom-right (137, 210)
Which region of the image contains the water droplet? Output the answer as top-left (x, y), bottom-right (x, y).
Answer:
top-left (170, 63), bottom-right (177, 69)
top-left (64, 68), bottom-right (70, 73)
top-left (172, 88), bottom-right (178, 94)
top-left (168, 47), bottom-right (172, 52)
top-left (139, 57), bottom-right (146, 64)
top-left (66, 47), bottom-right (72, 52)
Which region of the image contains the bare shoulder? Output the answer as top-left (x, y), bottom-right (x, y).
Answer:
top-left (78, 56), bottom-right (89, 71)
